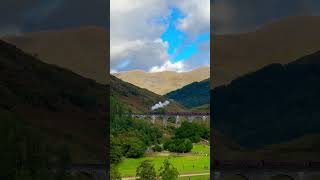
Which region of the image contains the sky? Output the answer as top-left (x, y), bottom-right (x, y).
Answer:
top-left (212, 0), bottom-right (320, 34)
top-left (110, 0), bottom-right (210, 73)
top-left (0, 0), bottom-right (109, 36)
top-left (2, 0), bottom-right (320, 69)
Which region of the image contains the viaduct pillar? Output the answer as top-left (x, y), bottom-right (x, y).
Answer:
top-left (175, 115), bottom-right (180, 128)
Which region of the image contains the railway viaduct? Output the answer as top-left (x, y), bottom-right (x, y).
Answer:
top-left (131, 112), bottom-right (210, 128)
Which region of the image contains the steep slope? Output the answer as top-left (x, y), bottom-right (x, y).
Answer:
top-left (3, 27), bottom-right (109, 84)
top-left (212, 16), bottom-right (320, 88)
top-left (110, 75), bottom-right (185, 113)
top-left (212, 50), bottom-right (320, 148)
top-left (213, 133), bottom-right (320, 161)
top-left (0, 39), bottom-right (107, 163)
top-left (191, 104), bottom-right (210, 112)
top-left (114, 66), bottom-right (209, 95)
top-left (256, 134), bottom-right (320, 160)
top-left (166, 79), bottom-right (210, 109)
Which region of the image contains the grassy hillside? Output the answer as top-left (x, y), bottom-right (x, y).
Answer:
top-left (166, 79), bottom-right (210, 109)
top-left (212, 16), bottom-right (320, 88)
top-left (110, 75), bottom-right (185, 113)
top-left (114, 66), bottom-right (209, 95)
top-left (4, 27), bottom-right (109, 84)
top-left (213, 132), bottom-right (320, 161)
top-left (0, 39), bottom-right (107, 163)
top-left (212, 50), bottom-right (320, 149)
top-left (191, 104), bottom-right (210, 112)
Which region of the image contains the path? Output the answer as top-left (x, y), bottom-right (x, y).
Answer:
top-left (122, 172), bottom-right (210, 180)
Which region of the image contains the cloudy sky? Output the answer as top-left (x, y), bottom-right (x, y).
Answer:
top-left (212, 0), bottom-right (320, 34)
top-left (0, 0), bottom-right (108, 36)
top-left (2, 0), bottom-right (320, 71)
top-left (110, 0), bottom-right (210, 73)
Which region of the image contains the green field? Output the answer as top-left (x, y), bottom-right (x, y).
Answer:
top-left (191, 144), bottom-right (210, 154)
top-left (117, 144), bottom-right (210, 177)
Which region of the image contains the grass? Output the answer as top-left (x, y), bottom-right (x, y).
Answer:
top-left (117, 144), bottom-right (210, 177)
top-left (191, 144), bottom-right (210, 154)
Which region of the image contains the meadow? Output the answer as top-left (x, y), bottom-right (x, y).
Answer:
top-left (117, 144), bottom-right (210, 178)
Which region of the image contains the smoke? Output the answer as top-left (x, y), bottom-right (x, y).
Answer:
top-left (151, 100), bottom-right (170, 110)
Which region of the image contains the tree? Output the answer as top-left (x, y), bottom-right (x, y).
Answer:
top-left (159, 159), bottom-right (179, 180)
top-left (163, 139), bottom-right (193, 153)
top-left (175, 122), bottom-right (209, 143)
top-left (110, 137), bottom-right (123, 164)
top-left (110, 165), bottom-right (121, 180)
top-left (153, 144), bottom-right (163, 152)
top-left (136, 160), bottom-right (157, 180)
top-left (183, 139), bottom-right (193, 152)
top-left (126, 141), bottom-right (146, 158)
top-left (168, 117), bottom-right (176, 124)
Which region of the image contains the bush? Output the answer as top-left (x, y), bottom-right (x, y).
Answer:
top-left (153, 144), bottom-right (163, 152)
top-left (110, 165), bottom-right (121, 180)
top-left (136, 160), bottom-right (157, 180)
top-left (168, 117), bottom-right (176, 124)
top-left (159, 159), bottom-right (179, 180)
top-left (175, 121), bottom-right (209, 143)
top-left (110, 137), bottom-right (123, 164)
top-left (124, 137), bottom-right (146, 158)
top-left (163, 139), bottom-right (193, 153)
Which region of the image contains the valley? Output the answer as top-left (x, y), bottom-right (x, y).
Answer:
top-left (110, 66), bottom-right (210, 179)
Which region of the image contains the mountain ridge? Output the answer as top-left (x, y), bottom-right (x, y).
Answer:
top-left (111, 75), bottom-right (185, 113)
top-left (114, 66), bottom-right (209, 95)
top-left (213, 49), bottom-right (320, 148)
top-left (3, 27), bottom-right (109, 84)
top-left (166, 78), bottom-right (210, 109)
top-left (212, 16), bottom-right (320, 88)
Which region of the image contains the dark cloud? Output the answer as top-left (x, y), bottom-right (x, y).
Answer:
top-left (0, 0), bottom-right (109, 36)
top-left (5, 0), bottom-right (320, 36)
top-left (211, 0), bottom-right (320, 34)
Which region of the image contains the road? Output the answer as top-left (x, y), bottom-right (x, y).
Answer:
top-left (122, 172), bottom-right (210, 180)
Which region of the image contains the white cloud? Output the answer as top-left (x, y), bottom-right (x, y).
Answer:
top-left (150, 61), bottom-right (185, 73)
top-left (110, 0), bottom-right (210, 72)
top-left (173, 0), bottom-right (210, 36)
top-left (110, 0), bottom-right (170, 72)
top-left (111, 39), bottom-right (169, 72)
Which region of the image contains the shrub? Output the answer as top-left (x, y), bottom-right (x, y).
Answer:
top-left (153, 144), bottom-right (163, 152)
top-left (136, 160), bottom-right (157, 180)
top-left (159, 159), bottom-right (179, 180)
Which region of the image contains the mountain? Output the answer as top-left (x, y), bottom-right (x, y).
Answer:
top-left (212, 16), bottom-right (320, 88)
top-left (113, 66), bottom-right (209, 95)
top-left (166, 78), bottom-right (210, 109)
top-left (110, 75), bottom-right (185, 113)
top-left (212, 50), bottom-right (320, 149)
top-left (213, 132), bottom-right (320, 161)
top-left (0, 39), bottom-right (107, 163)
top-left (3, 27), bottom-right (109, 84)
top-left (191, 104), bottom-right (210, 112)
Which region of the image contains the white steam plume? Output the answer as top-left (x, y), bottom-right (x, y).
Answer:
top-left (151, 100), bottom-right (170, 110)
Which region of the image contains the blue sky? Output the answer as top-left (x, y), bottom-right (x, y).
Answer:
top-left (110, 0), bottom-right (210, 73)
top-left (161, 8), bottom-right (210, 65)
